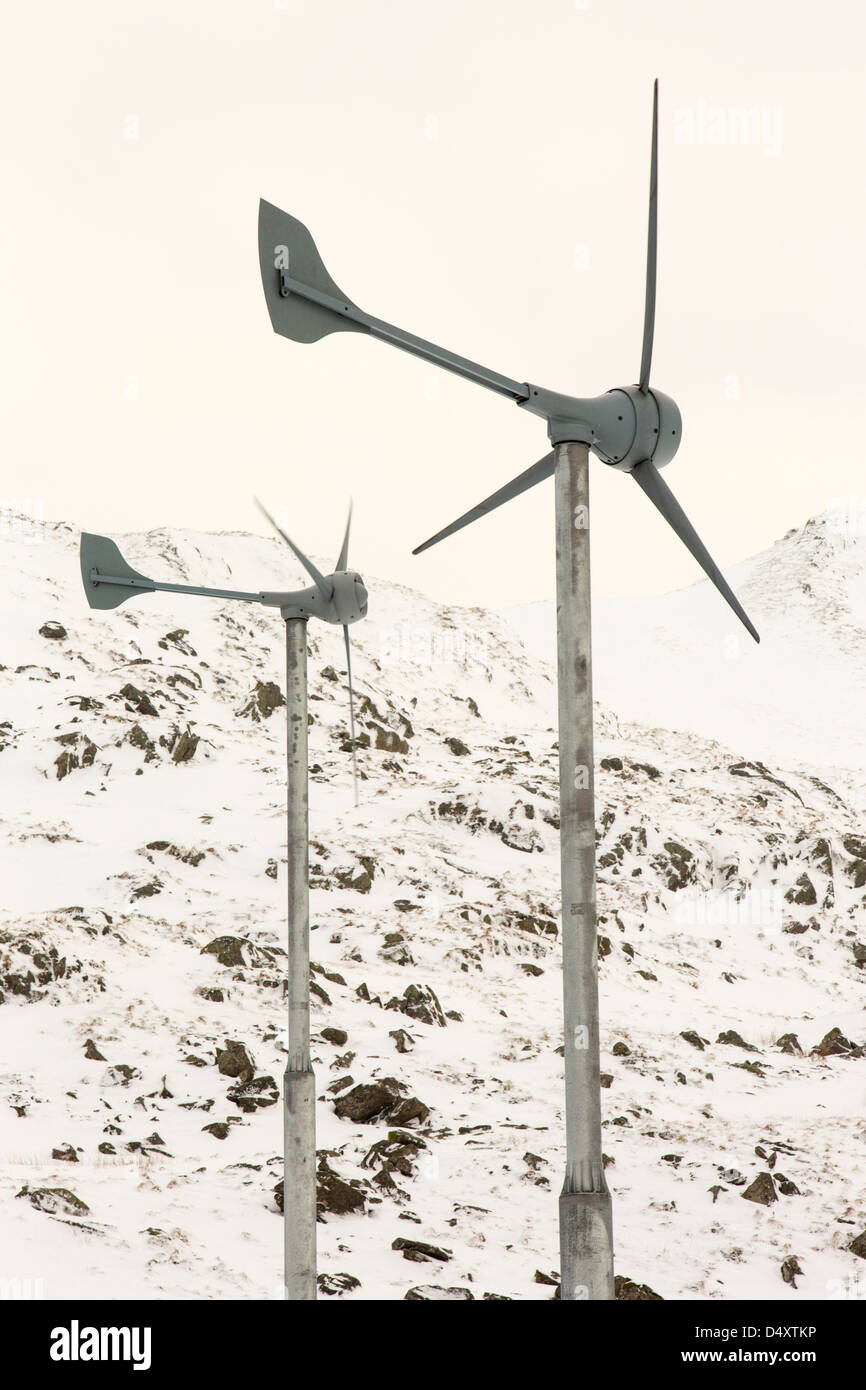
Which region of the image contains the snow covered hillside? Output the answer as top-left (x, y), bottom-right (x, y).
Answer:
top-left (1, 512), bottom-right (865, 1302)
top-left (507, 507), bottom-right (866, 784)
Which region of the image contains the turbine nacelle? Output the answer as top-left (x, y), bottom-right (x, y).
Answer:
top-left (519, 383), bottom-right (682, 471)
top-left (262, 570), bottom-right (367, 625)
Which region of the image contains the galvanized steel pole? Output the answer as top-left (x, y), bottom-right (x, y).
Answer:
top-left (283, 615), bottom-right (316, 1300)
top-left (554, 440), bottom-right (614, 1301)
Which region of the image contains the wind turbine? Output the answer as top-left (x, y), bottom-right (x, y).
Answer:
top-left (80, 506), bottom-right (367, 1301)
top-left (258, 80), bottom-right (759, 1301)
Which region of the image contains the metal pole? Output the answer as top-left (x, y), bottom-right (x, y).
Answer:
top-left (283, 616), bottom-right (316, 1301)
top-left (554, 440), bottom-right (614, 1301)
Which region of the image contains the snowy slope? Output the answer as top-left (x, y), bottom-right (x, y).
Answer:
top-left (1, 513), bottom-right (865, 1302)
top-left (506, 507), bottom-right (866, 786)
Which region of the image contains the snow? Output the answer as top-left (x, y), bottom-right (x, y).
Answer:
top-left (506, 509), bottom-right (866, 785)
top-left (1, 510), bottom-right (865, 1302)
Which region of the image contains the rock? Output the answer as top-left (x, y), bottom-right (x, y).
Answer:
top-left (599, 1072), bottom-right (613, 1088)
top-left (404, 1286), bottom-right (474, 1300)
top-left (196, 986), bottom-right (224, 1003)
top-left (388, 1097), bottom-right (430, 1127)
top-left (811, 1027), bottom-right (862, 1058)
top-left (361, 1131), bottom-right (426, 1184)
top-left (131, 878), bottom-right (162, 900)
top-left (227, 1075), bottom-right (279, 1113)
top-left (716, 1030), bottom-right (759, 1052)
top-left (733, 1059), bottom-right (765, 1077)
top-left (785, 873), bottom-right (817, 906)
top-left (775, 1174), bottom-right (800, 1196)
top-left (389, 1029), bottom-right (414, 1053)
top-left (98, 1142), bottom-right (116, 1155)
top-left (385, 983), bottom-right (446, 1028)
top-left (334, 1083), bottom-right (398, 1124)
top-left (265, 859), bottom-right (278, 880)
top-left (661, 841), bottom-right (694, 891)
top-left (39, 622), bottom-right (67, 641)
top-left (238, 680), bottom-right (285, 722)
top-left (520, 962), bottom-right (544, 977)
top-left (202, 1122), bottom-right (230, 1140)
top-left (612, 1041), bottom-right (631, 1057)
top-left (775, 1033), bottom-right (803, 1055)
top-left (781, 1256), bottom-right (803, 1288)
top-left (444, 737), bottom-right (470, 756)
top-left (335, 856), bottom-right (376, 894)
top-left (597, 936), bottom-right (612, 960)
top-left (172, 728), bottom-right (199, 763)
top-left (615, 1275), bottom-right (663, 1300)
top-left (846, 859), bottom-right (866, 888)
top-left (371, 723), bottom-right (409, 755)
top-left (309, 978), bottom-right (331, 1007)
top-left (105, 1064), bottom-right (141, 1086)
top-left (321, 1027), bottom-right (348, 1047)
top-left (317, 1159), bottom-right (367, 1218)
top-left (54, 737), bottom-right (98, 780)
top-left (117, 683), bottom-right (158, 717)
top-left (51, 1144), bottom-right (79, 1162)
top-left (600, 756), bottom-right (623, 771)
top-left (392, 1238), bottom-right (451, 1263)
top-left (201, 936), bottom-right (247, 968)
top-left (534, 1269), bottom-right (559, 1286)
top-left (216, 1040), bottom-right (255, 1082)
top-left (327, 1075), bottom-right (354, 1094)
top-left (852, 942), bottom-right (866, 968)
top-left (158, 628), bottom-right (196, 656)
top-left (17, 1186), bottom-right (90, 1216)
top-left (317, 1272), bottom-right (361, 1296)
top-left (742, 1172), bottom-right (777, 1206)
top-left (83, 1039), bottom-right (106, 1061)
top-left (334, 1080), bottom-right (428, 1127)
top-left (127, 725), bottom-right (156, 758)
top-left (379, 931), bottom-right (414, 966)
top-left (848, 1230), bottom-right (866, 1259)
top-left (680, 1029), bottom-right (708, 1051)
top-left (146, 842), bottom-right (205, 867)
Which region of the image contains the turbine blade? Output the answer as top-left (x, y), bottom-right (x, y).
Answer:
top-left (631, 459), bottom-right (759, 642)
top-left (344, 625), bottom-right (359, 807)
top-left (336, 500), bottom-right (353, 572)
top-left (638, 78), bottom-right (659, 393)
top-left (412, 452), bottom-right (555, 555)
top-left (254, 497), bottom-right (333, 599)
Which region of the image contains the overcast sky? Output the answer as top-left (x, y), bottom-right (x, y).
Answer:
top-left (3, 0), bottom-right (865, 607)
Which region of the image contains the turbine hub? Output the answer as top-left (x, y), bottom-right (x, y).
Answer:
top-left (331, 570), bottom-right (368, 625)
top-left (518, 382), bottom-right (681, 471)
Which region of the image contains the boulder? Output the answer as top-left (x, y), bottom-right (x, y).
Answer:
top-left (615, 1275), bottom-right (663, 1300)
top-left (392, 1238), bottom-right (451, 1263)
top-left (227, 1075), bottom-right (279, 1113)
top-left (216, 1040), bottom-right (255, 1082)
top-left (16, 1186), bottom-right (89, 1216)
top-left (741, 1172), bottom-right (777, 1206)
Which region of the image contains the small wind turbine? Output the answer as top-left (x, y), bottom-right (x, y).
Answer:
top-left (79, 506), bottom-right (367, 1301)
top-left (258, 80), bottom-right (759, 1300)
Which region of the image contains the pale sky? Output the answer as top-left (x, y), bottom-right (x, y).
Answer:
top-left (2, 0), bottom-right (865, 607)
